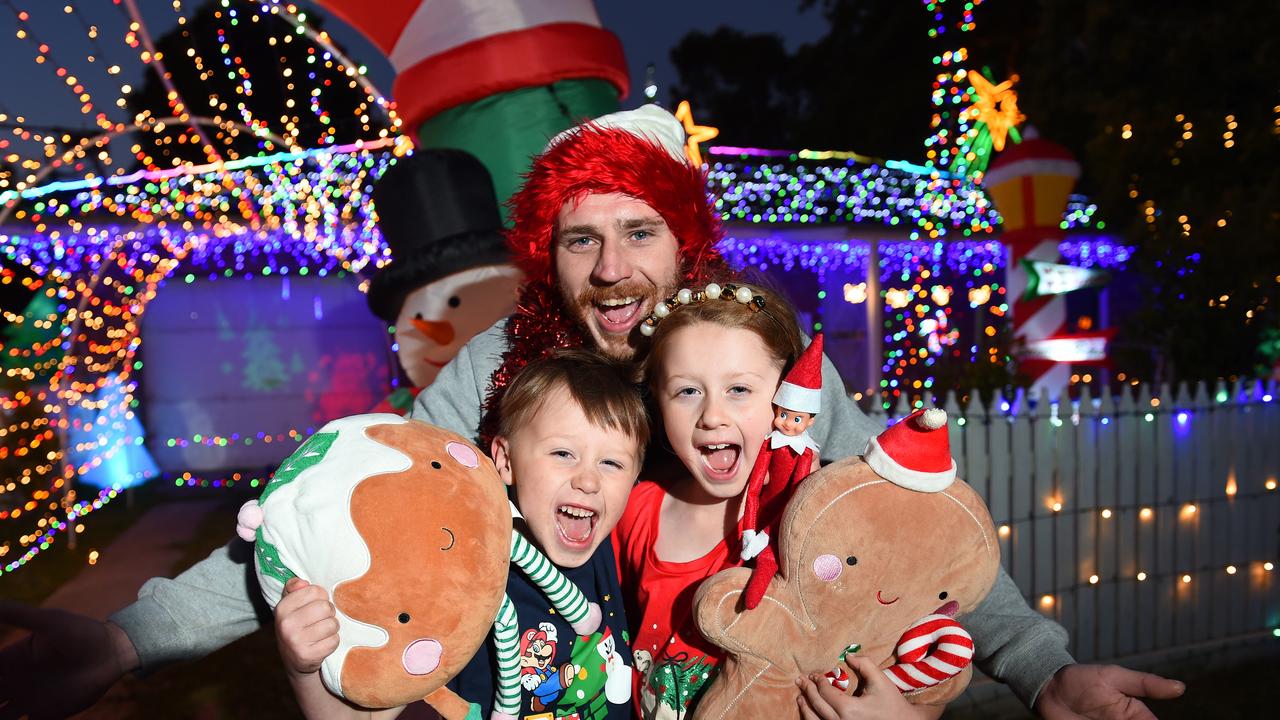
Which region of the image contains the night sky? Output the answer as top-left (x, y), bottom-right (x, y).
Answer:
top-left (2, 0), bottom-right (827, 134)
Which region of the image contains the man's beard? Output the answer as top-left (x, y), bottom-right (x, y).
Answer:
top-left (564, 275), bottom-right (679, 360)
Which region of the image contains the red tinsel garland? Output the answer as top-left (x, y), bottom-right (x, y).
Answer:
top-left (478, 280), bottom-right (586, 447)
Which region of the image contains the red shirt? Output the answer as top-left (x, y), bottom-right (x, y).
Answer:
top-left (614, 481), bottom-right (744, 718)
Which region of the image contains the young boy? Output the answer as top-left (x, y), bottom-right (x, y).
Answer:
top-left (276, 350), bottom-right (647, 719)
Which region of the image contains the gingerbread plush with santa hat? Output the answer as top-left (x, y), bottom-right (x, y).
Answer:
top-left (739, 333), bottom-right (825, 609)
top-left (692, 408), bottom-right (1001, 719)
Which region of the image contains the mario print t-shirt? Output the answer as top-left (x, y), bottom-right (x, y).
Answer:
top-left (449, 535), bottom-right (634, 720)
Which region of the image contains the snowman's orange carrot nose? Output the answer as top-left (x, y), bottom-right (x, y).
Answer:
top-left (412, 317), bottom-right (455, 345)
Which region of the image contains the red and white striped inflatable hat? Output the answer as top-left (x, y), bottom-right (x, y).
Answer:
top-left (315, 0), bottom-right (628, 131)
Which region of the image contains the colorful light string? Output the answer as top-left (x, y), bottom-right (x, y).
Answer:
top-left (717, 234), bottom-right (1131, 408)
top-left (705, 149), bottom-right (1104, 233)
top-left (0, 0), bottom-right (400, 197)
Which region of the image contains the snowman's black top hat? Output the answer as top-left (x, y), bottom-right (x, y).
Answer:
top-left (366, 149), bottom-right (509, 323)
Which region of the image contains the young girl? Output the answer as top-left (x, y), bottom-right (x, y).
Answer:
top-left (616, 281), bottom-right (944, 720)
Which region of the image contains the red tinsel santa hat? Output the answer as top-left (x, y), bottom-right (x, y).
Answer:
top-left (864, 408), bottom-right (957, 492)
top-left (479, 106), bottom-right (729, 443)
top-left (773, 333), bottom-right (824, 415)
top-left (506, 104), bottom-right (723, 286)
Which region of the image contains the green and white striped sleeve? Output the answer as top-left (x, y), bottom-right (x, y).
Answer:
top-left (491, 594), bottom-right (521, 716)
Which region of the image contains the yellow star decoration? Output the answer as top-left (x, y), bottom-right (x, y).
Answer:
top-left (675, 99), bottom-right (719, 166)
top-left (965, 73), bottom-right (1026, 152)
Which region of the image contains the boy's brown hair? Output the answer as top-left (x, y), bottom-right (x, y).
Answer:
top-left (497, 349), bottom-right (650, 455)
top-left (641, 280), bottom-right (806, 384)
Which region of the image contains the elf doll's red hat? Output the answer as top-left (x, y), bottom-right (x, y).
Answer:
top-left (772, 333), bottom-right (824, 415)
top-left (864, 408), bottom-right (957, 492)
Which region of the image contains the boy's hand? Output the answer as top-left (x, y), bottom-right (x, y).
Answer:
top-left (796, 655), bottom-right (941, 720)
top-left (275, 577), bottom-right (340, 675)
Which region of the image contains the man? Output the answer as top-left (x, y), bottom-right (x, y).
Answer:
top-left (0, 106), bottom-right (1181, 719)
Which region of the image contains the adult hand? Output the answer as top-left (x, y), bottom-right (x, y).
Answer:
top-left (1036, 663), bottom-right (1185, 719)
top-left (0, 601), bottom-right (138, 720)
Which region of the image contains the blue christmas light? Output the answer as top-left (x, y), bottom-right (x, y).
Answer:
top-left (705, 151), bottom-right (1107, 236)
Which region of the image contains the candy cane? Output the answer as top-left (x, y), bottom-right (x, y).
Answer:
top-left (882, 614), bottom-right (974, 693)
top-left (821, 642), bottom-right (861, 691)
top-left (823, 665), bottom-right (851, 691)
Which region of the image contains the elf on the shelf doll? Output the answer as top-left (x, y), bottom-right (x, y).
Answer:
top-left (739, 333), bottom-right (824, 610)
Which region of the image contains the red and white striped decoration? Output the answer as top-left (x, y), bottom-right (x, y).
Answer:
top-left (823, 665), bottom-right (851, 691)
top-left (983, 136), bottom-right (1081, 395)
top-left (882, 614), bottom-right (975, 693)
top-left (315, 0), bottom-right (627, 131)
top-left (1007, 236), bottom-right (1073, 393)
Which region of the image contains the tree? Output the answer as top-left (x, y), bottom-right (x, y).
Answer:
top-left (242, 324), bottom-right (288, 392)
top-left (978, 0), bottom-right (1280, 383)
top-left (669, 29), bottom-right (799, 148)
top-left (672, 0), bottom-right (1280, 384)
top-left (788, 0), bottom-right (936, 159)
top-left (670, 1), bottom-right (936, 157)
top-left (124, 1), bottom-right (386, 166)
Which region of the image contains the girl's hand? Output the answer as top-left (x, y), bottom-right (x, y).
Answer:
top-left (275, 577), bottom-right (340, 675)
top-left (796, 655), bottom-right (943, 720)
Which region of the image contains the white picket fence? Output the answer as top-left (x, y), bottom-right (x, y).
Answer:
top-left (865, 378), bottom-right (1280, 665)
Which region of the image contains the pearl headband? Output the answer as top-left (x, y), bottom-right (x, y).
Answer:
top-left (638, 282), bottom-right (766, 337)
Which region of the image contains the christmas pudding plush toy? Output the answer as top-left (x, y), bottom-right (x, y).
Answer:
top-left (235, 414), bottom-right (600, 720)
top-left (691, 409), bottom-right (1000, 719)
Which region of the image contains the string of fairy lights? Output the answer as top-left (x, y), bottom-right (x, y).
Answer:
top-left (2, 224), bottom-right (175, 571)
top-left (706, 132), bottom-right (1120, 410)
top-left (922, 0), bottom-right (982, 175)
top-left (0, 0), bottom-right (401, 196)
top-left (0, 79), bottom-right (1112, 579)
top-left (945, 380), bottom-right (1278, 630)
top-left (0, 142), bottom-right (400, 573)
top-left (2, 134), bottom-right (1122, 574)
top-left (0, 0), bottom-right (410, 574)
top-left (705, 149), bottom-right (1103, 234)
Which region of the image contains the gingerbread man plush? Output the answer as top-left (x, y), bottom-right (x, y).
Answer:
top-left (692, 409), bottom-right (1000, 719)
